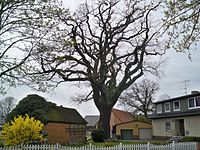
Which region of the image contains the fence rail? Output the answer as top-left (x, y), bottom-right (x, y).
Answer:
top-left (0, 142), bottom-right (197, 150)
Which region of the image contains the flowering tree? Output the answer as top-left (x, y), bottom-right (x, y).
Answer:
top-left (1, 115), bottom-right (44, 146)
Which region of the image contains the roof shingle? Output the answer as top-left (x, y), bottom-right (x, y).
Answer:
top-left (46, 106), bottom-right (87, 124)
top-left (112, 108), bottom-right (134, 124)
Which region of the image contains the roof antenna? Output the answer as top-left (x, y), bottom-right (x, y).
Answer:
top-left (180, 80), bottom-right (190, 95)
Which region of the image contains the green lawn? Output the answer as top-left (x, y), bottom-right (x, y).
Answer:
top-left (86, 140), bottom-right (168, 147)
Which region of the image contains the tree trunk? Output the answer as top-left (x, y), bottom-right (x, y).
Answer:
top-left (144, 111), bottom-right (148, 119)
top-left (98, 105), bottom-right (112, 139)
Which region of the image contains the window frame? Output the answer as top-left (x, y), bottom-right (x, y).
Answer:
top-left (164, 102), bottom-right (170, 112)
top-left (195, 96), bottom-right (200, 107)
top-left (165, 122), bottom-right (171, 132)
top-left (188, 96), bottom-right (200, 109)
top-left (157, 104), bottom-right (162, 114)
top-left (173, 100), bottom-right (180, 111)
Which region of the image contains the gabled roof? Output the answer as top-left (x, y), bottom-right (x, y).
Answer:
top-left (46, 106), bottom-right (87, 124)
top-left (154, 92), bottom-right (200, 104)
top-left (84, 115), bottom-right (99, 126)
top-left (112, 108), bottom-right (134, 124)
top-left (84, 109), bottom-right (134, 127)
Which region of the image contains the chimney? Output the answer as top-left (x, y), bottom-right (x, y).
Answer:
top-left (191, 91), bottom-right (200, 94)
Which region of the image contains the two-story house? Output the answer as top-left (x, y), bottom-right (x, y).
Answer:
top-left (149, 91), bottom-right (200, 139)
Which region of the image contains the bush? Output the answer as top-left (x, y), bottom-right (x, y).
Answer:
top-left (180, 136), bottom-right (200, 142)
top-left (91, 129), bottom-right (106, 142)
top-left (103, 141), bottom-right (117, 147)
top-left (1, 114), bottom-right (44, 146)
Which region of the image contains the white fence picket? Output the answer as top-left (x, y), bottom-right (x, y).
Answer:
top-left (0, 142), bottom-right (197, 150)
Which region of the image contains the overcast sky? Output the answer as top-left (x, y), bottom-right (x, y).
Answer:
top-left (1, 0), bottom-right (200, 117)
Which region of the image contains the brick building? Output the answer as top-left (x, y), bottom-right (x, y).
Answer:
top-left (44, 106), bottom-right (87, 144)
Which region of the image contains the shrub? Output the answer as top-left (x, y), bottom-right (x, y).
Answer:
top-left (103, 141), bottom-right (118, 147)
top-left (91, 129), bottom-right (106, 142)
top-left (180, 136), bottom-right (200, 142)
top-left (1, 114), bottom-right (44, 146)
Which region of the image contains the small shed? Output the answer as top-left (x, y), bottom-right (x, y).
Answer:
top-left (44, 106), bottom-right (87, 144)
top-left (116, 121), bottom-right (152, 140)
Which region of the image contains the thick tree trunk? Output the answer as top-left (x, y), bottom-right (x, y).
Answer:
top-left (98, 105), bottom-right (112, 139)
top-left (144, 111), bottom-right (148, 119)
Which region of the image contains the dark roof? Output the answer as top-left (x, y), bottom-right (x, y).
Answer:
top-left (46, 106), bottom-right (87, 124)
top-left (84, 115), bottom-right (99, 126)
top-left (148, 108), bottom-right (200, 119)
top-left (154, 92), bottom-right (200, 104)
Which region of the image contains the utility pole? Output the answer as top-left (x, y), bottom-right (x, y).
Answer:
top-left (180, 80), bottom-right (190, 95)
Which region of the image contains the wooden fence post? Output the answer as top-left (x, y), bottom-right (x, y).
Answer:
top-left (172, 141), bottom-right (175, 150)
top-left (56, 143), bottom-right (59, 150)
top-left (147, 142), bottom-right (150, 150)
top-left (89, 143), bottom-right (92, 150)
top-left (119, 143), bottom-right (122, 150)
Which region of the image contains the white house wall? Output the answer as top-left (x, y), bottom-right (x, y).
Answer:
top-left (152, 115), bottom-right (200, 137)
top-left (184, 115), bottom-right (200, 136)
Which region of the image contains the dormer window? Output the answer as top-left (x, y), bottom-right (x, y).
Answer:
top-left (157, 104), bottom-right (162, 113)
top-left (188, 98), bottom-right (195, 108)
top-left (164, 103), bottom-right (170, 112)
top-left (196, 97), bottom-right (200, 107)
top-left (188, 96), bottom-right (200, 109)
top-left (173, 101), bottom-right (180, 111)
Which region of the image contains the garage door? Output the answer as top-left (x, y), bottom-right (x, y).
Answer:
top-left (121, 129), bottom-right (133, 140)
top-left (139, 128), bottom-right (152, 140)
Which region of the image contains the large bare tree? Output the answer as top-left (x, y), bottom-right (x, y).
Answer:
top-left (23, 0), bottom-right (167, 138)
top-left (119, 79), bottom-right (159, 119)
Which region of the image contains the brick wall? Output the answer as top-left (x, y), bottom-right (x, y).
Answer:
top-left (44, 122), bottom-right (70, 144)
top-left (69, 131), bottom-right (86, 144)
top-left (44, 122), bottom-right (86, 144)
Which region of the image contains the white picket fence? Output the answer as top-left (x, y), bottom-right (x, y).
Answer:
top-left (0, 142), bottom-right (197, 150)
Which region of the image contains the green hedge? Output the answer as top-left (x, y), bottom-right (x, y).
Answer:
top-left (180, 136), bottom-right (200, 142)
top-left (91, 129), bottom-right (106, 142)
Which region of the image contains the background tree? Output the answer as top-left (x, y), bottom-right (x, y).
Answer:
top-left (0, 0), bottom-right (62, 93)
top-left (1, 115), bottom-right (44, 146)
top-left (0, 97), bottom-right (15, 118)
top-left (159, 94), bottom-right (171, 101)
top-left (119, 79), bottom-right (159, 118)
top-left (7, 94), bottom-right (55, 123)
top-left (22, 0), bottom-right (167, 138)
top-left (164, 0), bottom-right (200, 55)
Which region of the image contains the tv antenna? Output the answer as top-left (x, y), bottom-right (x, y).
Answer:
top-left (180, 80), bottom-right (190, 95)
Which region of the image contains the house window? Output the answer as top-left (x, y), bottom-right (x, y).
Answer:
top-left (165, 122), bottom-right (171, 132)
top-left (164, 103), bottom-right (170, 112)
top-left (188, 97), bottom-right (200, 109)
top-left (196, 97), bottom-right (200, 107)
top-left (173, 101), bottom-right (180, 111)
top-left (188, 98), bottom-right (195, 108)
top-left (157, 104), bottom-right (162, 113)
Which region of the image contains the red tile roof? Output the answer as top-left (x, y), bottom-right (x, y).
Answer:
top-left (111, 108), bottom-right (134, 125)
